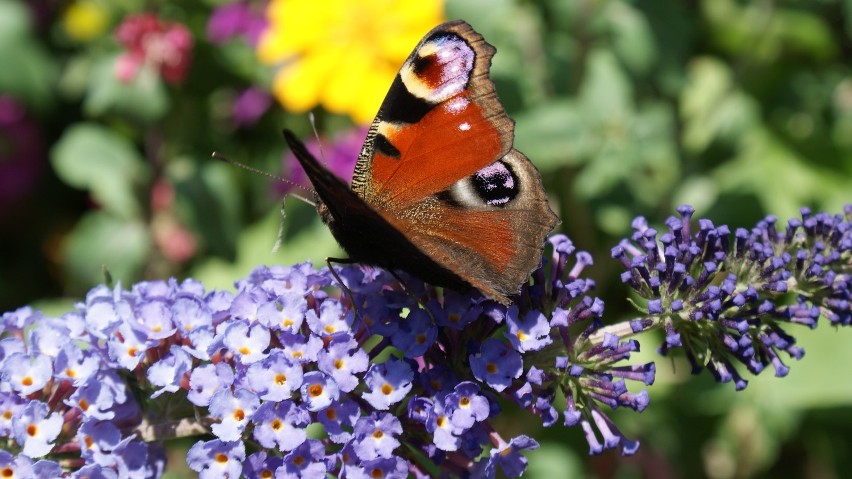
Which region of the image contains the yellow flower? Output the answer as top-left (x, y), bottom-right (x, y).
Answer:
top-left (63, 0), bottom-right (110, 42)
top-left (257, 0), bottom-right (444, 124)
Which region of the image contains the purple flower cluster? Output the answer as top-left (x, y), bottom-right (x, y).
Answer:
top-left (613, 205), bottom-right (851, 390)
top-left (0, 231), bottom-right (655, 476)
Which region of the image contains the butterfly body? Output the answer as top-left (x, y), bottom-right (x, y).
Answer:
top-left (285, 20), bottom-right (559, 305)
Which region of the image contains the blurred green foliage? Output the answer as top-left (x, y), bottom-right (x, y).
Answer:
top-left (1, 0), bottom-right (850, 477)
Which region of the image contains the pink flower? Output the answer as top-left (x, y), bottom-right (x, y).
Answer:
top-left (206, 1), bottom-right (267, 47)
top-left (114, 13), bottom-right (194, 85)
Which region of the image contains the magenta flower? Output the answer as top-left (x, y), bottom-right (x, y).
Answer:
top-left (114, 13), bottom-right (193, 85)
top-left (206, 1), bottom-right (267, 46)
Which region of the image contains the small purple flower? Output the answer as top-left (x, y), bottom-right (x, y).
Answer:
top-left (54, 344), bottom-right (101, 387)
top-left (246, 349), bottom-right (304, 401)
top-left (362, 358), bottom-right (414, 410)
top-left (188, 362), bottom-right (235, 407)
top-left (352, 412), bottom-right (403, 460)
top-left (316, 334), bottom-right (369, 393)
top-left (300, 371), bottom-right (340, 412)
top-left (345, 457), bottom-right (409, 479)
top-left (470, 339), bottom-right (523, 392)
top-left (257, 292), bottom-right (307, 332)
top-left (252, 400), bottom-right (310, 451)
top-left (390, 308), bottom-right (437, 358)
top-left (317, 398), bottom-right (361, 444)
top-left (147, 345), bottom-right (192, 398)
top-left (478, 435), bottom-right (538, 478)
top-left (208, 388), bottom-right (260, 441)
top-left (279, 331), bottom-right (324, 363)
top-left (306, 300), bottom-right (355, 337)
top-left (186, 439), bottom-right (245, 479)
top-left (446, 382), bottom-right (490, 429)
top-left (244, 451), bottom-right (283, 479)
top-left (0, 451), bottom-right (33, 478)
top-left (505, 307), bottom-right (553, 353)
top-left (12, 400), bottom-right (63, 458)
top-left (221, 320), bottom-right (270, 364)
top-left (277, 439), bottom-right (328, 479)
top-left (1, 353), bottom-right (52, 395)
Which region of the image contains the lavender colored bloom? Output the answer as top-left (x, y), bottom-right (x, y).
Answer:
top-left (54, 344), bottom-right (101, 386)
top-left (221, 319), bottom-right (270, 364)
top-left (352, 412), bottom-right (403, 460)
top-left (246, 349), bottom-right (304, 401)
top-left (257, 291), bottom-right (307, 332)
top-left (244, 451), bottom-right (284, 479)
top-left (132, 299), bottom-right (177, 339)
top-left (187, 439), bottom-right (245, 479)
top-left (1, 353), bottom-right (52, 395)
top-left (362, 358), bottom-right (414, 410)
top-left (277, 439), bottom-right (328, 479)
top-left (614, 205), bottom-right (851, 386)
top-left (446, 381), bottom-right (490, 429)
top-left (12, 400), bottom-right (63, 457)
top-left (478, 435), bottom-right (539, 478)
top-left (390, 308), bottom-right (437, 358)
top-left (252, 400), bottom-right (310, 451)
top-left (505, 306), bottom-right (553, 353)
top-left (316, 334), bottom-right (369, 393)
top-left (188, 362), bottom-right (235, 407)
top-left (209, 388), bottom-right (260, 441)
top-left (317, 398), bottom-right (361, 444)
top-left (306, 299), bottom-right (355, 337)
top-left (279, 331), bottom-right (324, 363)
top-left (147, 346), bottom-right (192, 398)
top-left (300, 371), bottom-right (340, 411)
top-left (345, 457), bottom-right (408, 479)
top-left (470, 339), bottom-right (523, 392)
top-left (0, 451), bottom-right (33, 478)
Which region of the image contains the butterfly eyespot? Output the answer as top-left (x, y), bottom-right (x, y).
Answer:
top-left (472, 161), bottom-right (518, 207)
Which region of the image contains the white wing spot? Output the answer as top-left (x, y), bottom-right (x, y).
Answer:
top-left (459, 122), bottom-right (471, 131)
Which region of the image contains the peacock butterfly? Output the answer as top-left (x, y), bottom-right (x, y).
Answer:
top-left (284, 19), bottom-right (559, 305)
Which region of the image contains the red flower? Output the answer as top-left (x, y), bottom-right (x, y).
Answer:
top-left (114, 13), bottom-right (193, 85)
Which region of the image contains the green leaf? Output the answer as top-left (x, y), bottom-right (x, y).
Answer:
top-left (578, 48), bottom-right (633, 123)
top-left (84, 55), bottom-right (170, 122)
top-left (62, 211), bottom-right (151, 289)
top-left (51, 123), bottom-right (149, 218)
top-left (514, 100), bottom-right (592, 171)
top-left (0, 1), bottom-right (55, 111)
top-left (605, 1), bottom-right (657, 75)
top-left (680, 57), bottom-right (758, 153)
top-left (713, 127), bottom-right (851, 217)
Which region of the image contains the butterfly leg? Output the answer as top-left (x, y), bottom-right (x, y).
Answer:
top-left (325, 257), bottom-right (360, 310)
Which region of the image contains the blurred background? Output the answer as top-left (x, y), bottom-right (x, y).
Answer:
top-left (1, 0), bottom-right (850, 477)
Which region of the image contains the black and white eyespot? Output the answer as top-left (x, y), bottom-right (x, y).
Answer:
top-left (440, 160), bottom-right (520, 208)
top-left (400, 34), bottom-right (474, 104)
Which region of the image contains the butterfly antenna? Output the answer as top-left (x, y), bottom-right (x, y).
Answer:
top-left (211, 151), bottom-right (316, 207)
top-left (307, 112), bottom-right (328, 165)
